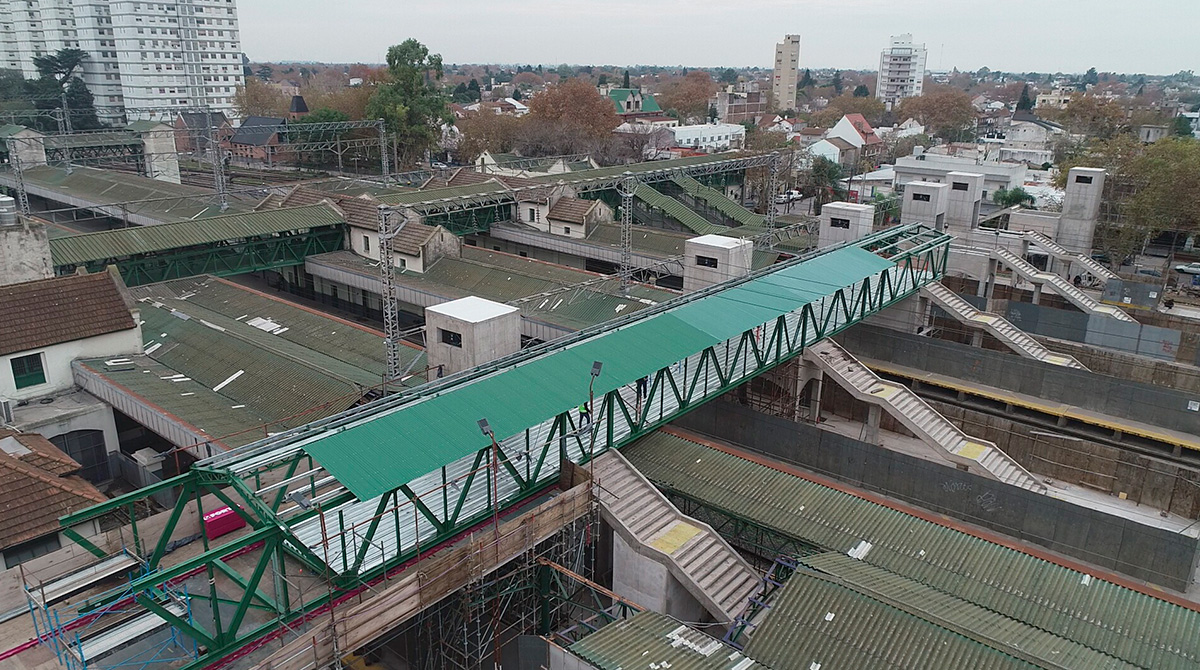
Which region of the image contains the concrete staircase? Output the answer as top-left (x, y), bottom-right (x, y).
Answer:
top-left (804, 339), bottom-right (1047, 494)
top-left (991, 247), bottom-right (1135, 322)
top-left (593, 450), bottom-right (760, 624)
top-left (1021, 230), bottom-right (1119, 281)
top-left (920, 281), bottom-right (1088, 370)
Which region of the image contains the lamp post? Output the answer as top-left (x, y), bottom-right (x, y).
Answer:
top-left (476, 417), bottom-right (502, 670)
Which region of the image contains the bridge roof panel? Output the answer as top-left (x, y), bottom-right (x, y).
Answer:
top-left (303, 245), bottom-right (893, 500)
top-left (49, 204), bottom-right (343, 266)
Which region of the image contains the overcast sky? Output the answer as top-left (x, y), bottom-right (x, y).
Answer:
top-left (241, 0), bottom-right (1198, 75)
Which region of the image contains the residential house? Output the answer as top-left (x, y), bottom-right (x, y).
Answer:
top-left (541, 197), bottom-right (613, 239)
top-left (288, 95), bottom-right (310, 121)
top-left (613, 123), bottom-right (676, 160)
top-left (794, 127), bottom-right (827, 148)
top-left (1000, 111), bottom-right (1064, 165)
top-left (810, 137), bottom-right (858, 169)
top-left (603, 87), bottom-right (671, 124)
top-left (827, 114), bottom-right (884, 165)
top-left (0, 429), bottom-right (106, 570)
top-left (1137, 125), bottom-right (1170, 143)
top-left (875, 117), bottom-right (925, 139)
top-left (1035, 86), bottom-right (1077, 110)
top-left (711, 88), bottom-right (768, 124)
top-left (173, 111), bottom-right (232, 154)
top-left (227, 116), bottom-right (287, 164)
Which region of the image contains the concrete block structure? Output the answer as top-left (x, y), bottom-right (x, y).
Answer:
top-left (1058, 167), bottom-right (1105, 254)
top-left (128, 122), bottom-right (181, 184)
top-left (683, 235), bottom-right (753, 292)
top-left (0, 198), bottom-right (53, 285)
top-left (425, 296), bottom-right (521, 378)
top-left (944, 171), bottom-right (984, 235)
top-left (819, 202), bottom-right (875, 248)
top-left (899, 181), bottom-right (950, 231)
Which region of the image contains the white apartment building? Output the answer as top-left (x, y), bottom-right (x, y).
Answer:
top-left (0, 0), bottom-right (244, 124)
top-left (772, 34), bottom-right (801, 113)
top-left (876, 33), bottom-right (926, 111)
top-left (671, 123), bottom-right (746, 152)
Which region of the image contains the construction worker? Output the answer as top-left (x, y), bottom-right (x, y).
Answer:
top-left (578, 402), bottom-right (591, 431)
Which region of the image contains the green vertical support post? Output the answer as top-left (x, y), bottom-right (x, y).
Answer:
top-left (127, 503), bottom-right (142, 557)
top-left (537, 562), bottom-right (552, 635)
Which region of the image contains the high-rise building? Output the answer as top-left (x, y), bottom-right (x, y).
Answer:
top-left (772, 34), bottom-right (801, 113)
top-left (0, 0), bottom-right (245, 125)
top-left (876, 33), bottom-right (927, 111)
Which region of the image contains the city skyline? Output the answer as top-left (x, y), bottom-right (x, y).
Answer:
top-left (240, 0), bottom-right (1198, 75)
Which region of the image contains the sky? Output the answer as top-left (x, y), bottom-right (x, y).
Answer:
top-left (241, 0), bottom-right (1199, 76)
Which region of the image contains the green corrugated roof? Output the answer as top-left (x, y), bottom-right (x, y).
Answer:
top-left (745, 566), bottom-right (1041, 670)
top-left (376, 181), bottom-right (511, 206)
top-left (584, 222), bottom-right (781, 269)
top-left (49, 204), bottom-right (344, 266)
top-left (608, 88), bottom-right (662, 114)
top-left (635, 183), bottom-right (726, 235)
top-left (672, 175), bottom-right (766, 227)
top-left (569, 611), bottom-right (769, 670)
top-left (43, 131), bottom-right (141, 149)
top-left (302, 245), bottom-right (893, 501)
top-left (624, 431), bottom-right (1200, 670)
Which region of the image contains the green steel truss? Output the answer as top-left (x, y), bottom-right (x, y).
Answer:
top-left (55, 224), bottom-right (345, 286)
top-left (54, 224), bottom-right (949, 670)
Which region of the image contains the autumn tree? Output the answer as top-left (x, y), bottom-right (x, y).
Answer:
top-left (809, 94), bottom-right (886, 127)
top-left (526, 78), bottom-right (618, 141)
top-left (1044, 94), bottom-right (1124, 138)
top-left (1016, 84), bottom-right (1034, 111)
top-left (896, 89), bottom-right (976, 140)
top-left (234, 77), bottom-right (289, 118)
top-left (366, 38), bottom-right (450, 167)
top-left (657, 71), bottom-right (717, 122)
top-left (456, 111), bottom-right (524, 163)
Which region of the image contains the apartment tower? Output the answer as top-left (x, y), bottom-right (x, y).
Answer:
top-left (772, 34), bottom-right (801, 113)
top-left (875, 33), bottom-right (926, 111)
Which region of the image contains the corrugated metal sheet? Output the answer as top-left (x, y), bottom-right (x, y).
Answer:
top-left (569, 611), bottom-right (768, 670)
top-left (793, 552), bottom-right (1134, 669)
top-left (49, 204), bottom-right (343, 266)
top-left (301, 245), bottom-right (893, 501)
top-left (636, 183), bottom-right (726, 235)
top-left (625, 432), bottom-right (1200, 670)
top-left (744, 567), bottom-right (1039, 670)
top-left (376, 181), bottom-right (512, 206)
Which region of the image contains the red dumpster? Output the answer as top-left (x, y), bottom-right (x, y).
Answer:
top-left (203, 506), bottom-right (246, 539)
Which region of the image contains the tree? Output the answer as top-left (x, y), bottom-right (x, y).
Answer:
top-left (992, 186), bottom-right (1035, 208)
top-left (1045, 94), bottom-right (1125, 138)
top-left (1082, 67), bottom-right (1099, 86)
top-left (657, 71), bottom-right (717, 123)
top-left (720, 68), bottom-right (738, 84)
top-left (452, 82), bottom-right (471, 103)
top-left (32, 48), bottom-right (88, 82)
top-left (233, 77), bottom-right (289, 118)
top-left (467, 78), bottom-right (481, 101)
top-left (288, 108), bottom-right (350, 168)
top-left (799, 69), bottom-right (814, 88)
top-left (1171, 115), bottom-right (1194, 137)
top-left (809, 94), bottom-right (886, 127)
top-left (831, 71), bottom-right (843, 96)
top-left (255, 64), bottom-right (274, 81)
top-left (526, 78), bottom-right (618, 141)
top-left (1016, 84), bottom-right (1034, 111)
top-left (63, 77), bottom-right (100, 129)
top-left (896, 89), bottom-right (976, 140)
top-left (597, 74), bottom-right (608, 86)
top-left (806, 156), bottom-right (846, 215)
top-left (366, 38), bottom-right (450, 167)
top-left (511, 88), bottom-right (522, 101)
top-left (556, 64), bottom-right (573, 80)
top-left (622, 70), bottom-right (631, 88)
top-left (455, 111), bottom-right (523, 163)
top-left (852, 84), bottom-right (870, 97)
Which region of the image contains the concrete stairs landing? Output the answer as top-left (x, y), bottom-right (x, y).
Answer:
top-left (804, 339), bottom-right (1047, 494)
top-left (921, 281), bottom-right (1088, 370)
top-left (1022, 230), bottom-right (1119, 281)
top-left (593, 450), bottom-right (760, 625)
top-left (991, 247), bottom-right (1135, 322)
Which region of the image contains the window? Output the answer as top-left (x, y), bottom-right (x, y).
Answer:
top-left (4, 534), bottom-right (61, 569)
top-left (562, 227), bottom-right (571, 235)
top-left (1075, 175), bottom-right (1093, 184)
top-left (527, 207), bottom-right (536, 222)
top-left (696, 255), bottom-right (719, 268)
top-left (11, 353), bottom-right (46, 389)
top-left (362, 235), bottom-right (370, 254)
top-left (952, 182), bottom-right (969, 191)
top-left (912, 192), bottom-right (931, 202)
top-left (440, 328), bottom-right (462, 348)
top-left (830, 217), bottom-right (851, 229)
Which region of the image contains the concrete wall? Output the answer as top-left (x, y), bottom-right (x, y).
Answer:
top-left (611, 530), bottom-right (707, 624)
top-left (0, 215), bottom-right (54, 285)
top-left (674, 400), bottom-right (1200, 591)
top-left (899, 181), bottom-right (949, 230)
top-left (818, 202), bottom-right (874, 248)
top-left (944, 171), bottom-right (983, 235)
top-left (682, 235), bottom-right (753, 292)
top-left (837, 323), bottom-right (1200, 437)
top-left (137, 126), bottom-right (182, 184)
top-left (1057, 167), bottom-right (1105, 254)
top-left (425, 296), bottom-right (522, 377)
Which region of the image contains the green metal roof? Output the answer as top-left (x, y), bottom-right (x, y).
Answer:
top-left (585, 222), bottom-right (781, 270)
top-left (569, 611), bottom-right (769, 670)
top-left (13, 165), bottom-right (256, 222)
top-left (607, 88), bottom-right (662, 114)
top-left (745, 565), bottom-right (1041, 670)
top-left (624, 431), bottom-right (1200, 670)
top-left (672, 175), bottom-right (766, 227)
top-left (302, 245), bottom-right (893, 501)
top-left (635, 183), bottom-right (726, 235)
top-left (49, 204), bottom-right (343, 266)
top-left (375, 181), bottom-right (511, 206)
top-left (43, 131), bottom-right (141, 149)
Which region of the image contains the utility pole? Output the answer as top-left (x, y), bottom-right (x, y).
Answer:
top-left (206, 107), bottom-right (228, 212)
top-left (617, 172), bottom-right (638, 295)
top-left (377, 119), bottom-right (390, 183)
top-left (765, 150), bottom-right (782, 248)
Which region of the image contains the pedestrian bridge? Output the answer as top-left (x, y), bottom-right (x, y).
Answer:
top-left (56, 222), bottom-right (950, 667)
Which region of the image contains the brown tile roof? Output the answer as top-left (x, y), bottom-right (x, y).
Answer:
top-left (547, 197), bottom-right (595, 225)
top-left (281, 186), bottom-right (435, 255)
top-left (446, 169), bottom-right (496, 187)
top-left (0, 430), bottom-right (80, 476)
top-left (825, 137), bottom-right (856, 151)
top-left (0, 271), bottom-right (136, 356)
top-left (0, 429), bottom-right (106, 551)
top-left (391, 222), bottom-right (439, 257)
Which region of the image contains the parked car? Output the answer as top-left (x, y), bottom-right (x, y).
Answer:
top-left (773, 190), bottom-right (801, 204)
top-left (1134, 268), bottom-right (1163, 279)
top-left (1174, 262), bottom-right (1200, 275)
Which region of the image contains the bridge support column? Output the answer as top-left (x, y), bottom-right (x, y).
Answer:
top-left (865, 404), bottom-right (882, 445)
top-left (970, 330), bottom-right (983, 348)
top-left (1032, 284), bottom-right (1043, 305)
